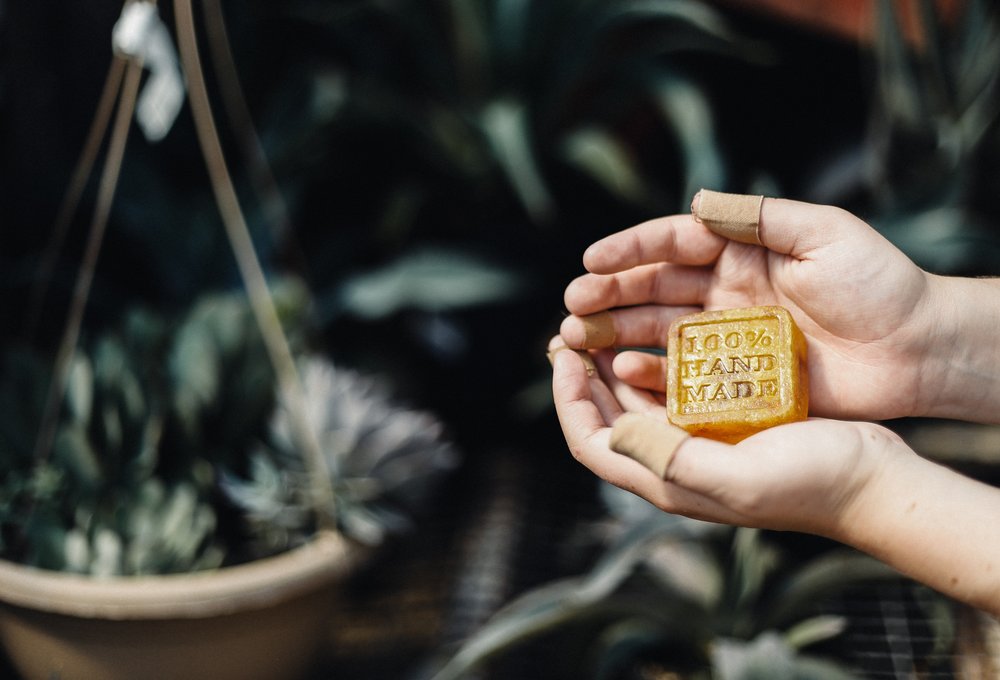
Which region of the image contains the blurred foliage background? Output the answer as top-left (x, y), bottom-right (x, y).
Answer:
top-left (3, 0), bottom-right (1000, 677)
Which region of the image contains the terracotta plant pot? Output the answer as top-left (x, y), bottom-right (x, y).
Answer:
top-left (0, 531), bottom-right (361, 680)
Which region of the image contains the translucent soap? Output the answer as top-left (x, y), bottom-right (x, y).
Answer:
top-left (666, 306), bottom-right (808, 443)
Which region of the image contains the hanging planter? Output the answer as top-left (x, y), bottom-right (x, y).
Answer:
top-left (0, 311), bottom-right (456, 678)
top-left (0, 2), bottom-right (458, 678)
top-left (0, 531), bottom-right (362, 680)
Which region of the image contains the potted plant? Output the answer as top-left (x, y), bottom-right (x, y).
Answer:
top-left (0, 2), bottom-right (458, 678)
top-left (0, 280), bottom-right (458, 680)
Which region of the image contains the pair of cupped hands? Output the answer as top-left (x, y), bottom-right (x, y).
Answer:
top-left (550, 193), bottom-right (971, 541)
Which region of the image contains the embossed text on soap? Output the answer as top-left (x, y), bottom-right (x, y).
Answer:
top-left (677, 317), bottom-right (781, 415)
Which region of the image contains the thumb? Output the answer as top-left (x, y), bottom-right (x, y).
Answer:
top-left (609, 413), bottom-right (738, 492)
top-left (609, 413), bottom-right (690, 478)
top-left (692, 190), bottom-right (874, 259)
top-left (759, 196), bottom-right (874, 258)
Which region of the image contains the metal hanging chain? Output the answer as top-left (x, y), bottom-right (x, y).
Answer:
top-left (173, 0), bottom-right (338, 531)
top-left (32, 57), bottom-right (144, 465)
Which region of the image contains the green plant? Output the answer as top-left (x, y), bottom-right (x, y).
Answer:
top-left (220, 353), bottom-right (459, 553)
top-left (0, 281), bottom-right (456, 575)
top-left (426, 484), bottom-right (943, 680)
top-left (3, 318), bottom-right (211, 574)
top-left (245, 0), bottom-right (767, 344)
top-left (0, 0), bottom-right (466, 581)
top-left (809, 0), bottom-right (1000, 275)
top-left (280, 0), bottom-right (745, 225)
top-left (239, 0), bottom-right (767, 458)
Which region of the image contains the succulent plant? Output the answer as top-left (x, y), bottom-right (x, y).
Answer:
top-left (0, 277), bottom-right (456, 575)
top-left (221, 354), bottom-right (460, 551)
top-left (0, 306), bottom-right (228, 575)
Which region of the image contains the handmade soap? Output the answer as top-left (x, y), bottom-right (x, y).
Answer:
top-left (666, 306), bottom-right (807, 443)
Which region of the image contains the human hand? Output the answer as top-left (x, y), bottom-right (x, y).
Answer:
top-left (559, 194), bottom-right (937, 421)
top-left (550, 340), bottom-right (1000, 614)
top-left (548, 338), bottom-right (894, 536)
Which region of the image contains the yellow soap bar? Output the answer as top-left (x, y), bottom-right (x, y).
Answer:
top-left (666, 306), bottom-right (808, 443)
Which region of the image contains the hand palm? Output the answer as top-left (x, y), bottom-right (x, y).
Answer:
top-left (564, 346), bottom-right (890, 534)
top-left (562, 204), bottom-right (931, 421)
top-left (702, 240), bottom-right (928, 418)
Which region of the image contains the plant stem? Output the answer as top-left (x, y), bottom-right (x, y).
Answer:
top-left (173, 0), bottom-right (338, 531)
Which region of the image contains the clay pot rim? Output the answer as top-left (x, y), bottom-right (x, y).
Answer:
top-left (0, 531), bottom-right (361, 620)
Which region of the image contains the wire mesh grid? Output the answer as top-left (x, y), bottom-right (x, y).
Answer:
top-left (821, 580), bottom-right (999, 679)
top-left (309, 443), bottom-right (1000, 680)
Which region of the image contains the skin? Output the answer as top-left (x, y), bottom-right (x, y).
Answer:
top-left (550, 195), bottom-right (1000, 615)
top-left (560, 197), bottom-right (1000, 421)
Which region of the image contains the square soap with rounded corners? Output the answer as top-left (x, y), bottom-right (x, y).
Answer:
top-left (666, 305), bottom-right (808, 443)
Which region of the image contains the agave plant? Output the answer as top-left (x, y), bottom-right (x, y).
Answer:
top-left (240, 0), bottom-right (766, 337)
top-left (805, 0), bottom-right (1000, 275)
top-left (278, 0), bottom-right (743, 225)
top-left (424, 484), bottom-right (943, 680)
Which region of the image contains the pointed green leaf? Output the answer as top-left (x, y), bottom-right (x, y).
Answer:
top-left (429, 513), bottom-right (712, 680)
top-left (562, 127), bottom-right (648, 204)
top-left (731, 528), bottom-right (779, 611)
top-left (650, 72), bottom-right (726, 203)
top-left (784, 615), bottom-right (848, 651)
top-left (65, 355), bottom-right (93, 424)
top-left (480, 98), bottom-right (555, 224)
top-left (334, 247), bottom-right (522, 318)
top-left (763, 550), bottom-right (898, 629)
top-left (54, 424), bottom-right (102, 491)
top-left (170, 320), bottom-right (220, 431)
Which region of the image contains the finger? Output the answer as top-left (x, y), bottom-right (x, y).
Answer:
top-left (602, 419), bottom-right (751, 524)
top-left (553, 353), bottom-right (757, 524)
top-left (609, 412), bottom-right (688, 478)
top-left (689, 190), bottom-right (884, 261)
top-left (550, 344), bottom-right (623, 466)
top-left (757, 196), bottom-right (875, 259)
top-left (604, 410), bottom-right (760, 508)
top-left (560, 304), bottom-right (699, 350)
top-left (590, 368), bottom-right (626, 425)
top-left (623, 432), bottom-right (779, 528)
top-left (554, 399), bottom-right (718, 514)
top-left (551, 342), bottom-right (686, 503)
top-left (582, 215), bottom-right (726, 275)
top-left (564, 263), bottom-right (712, 316)
top-left (546, 339), bottom-right (597, 376)
top-left (549, 339), bottom-right (622, 426)
top-left (592, 350), bottom-right (664, 415)
top-left (655, 420), bottom-right (841, 529)
top-left (691, 190), bottom-right (763, 245)
top-left (612, 351), bottom-right (667, 393)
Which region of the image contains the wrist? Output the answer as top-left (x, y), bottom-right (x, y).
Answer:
top-left (907, 273), bottom-right (953, 418)
top-left (913, 275), bottom-right (1000, 421)
top-left (822, 424), bottom-right (903, 545)
top-left (829, 434), bottom-right (1000, 614)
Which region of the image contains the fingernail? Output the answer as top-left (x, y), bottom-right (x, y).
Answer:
top-left (690, 189), bottom-right (702, 216)
top-left (547, 345), bottom-right (597, 377)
